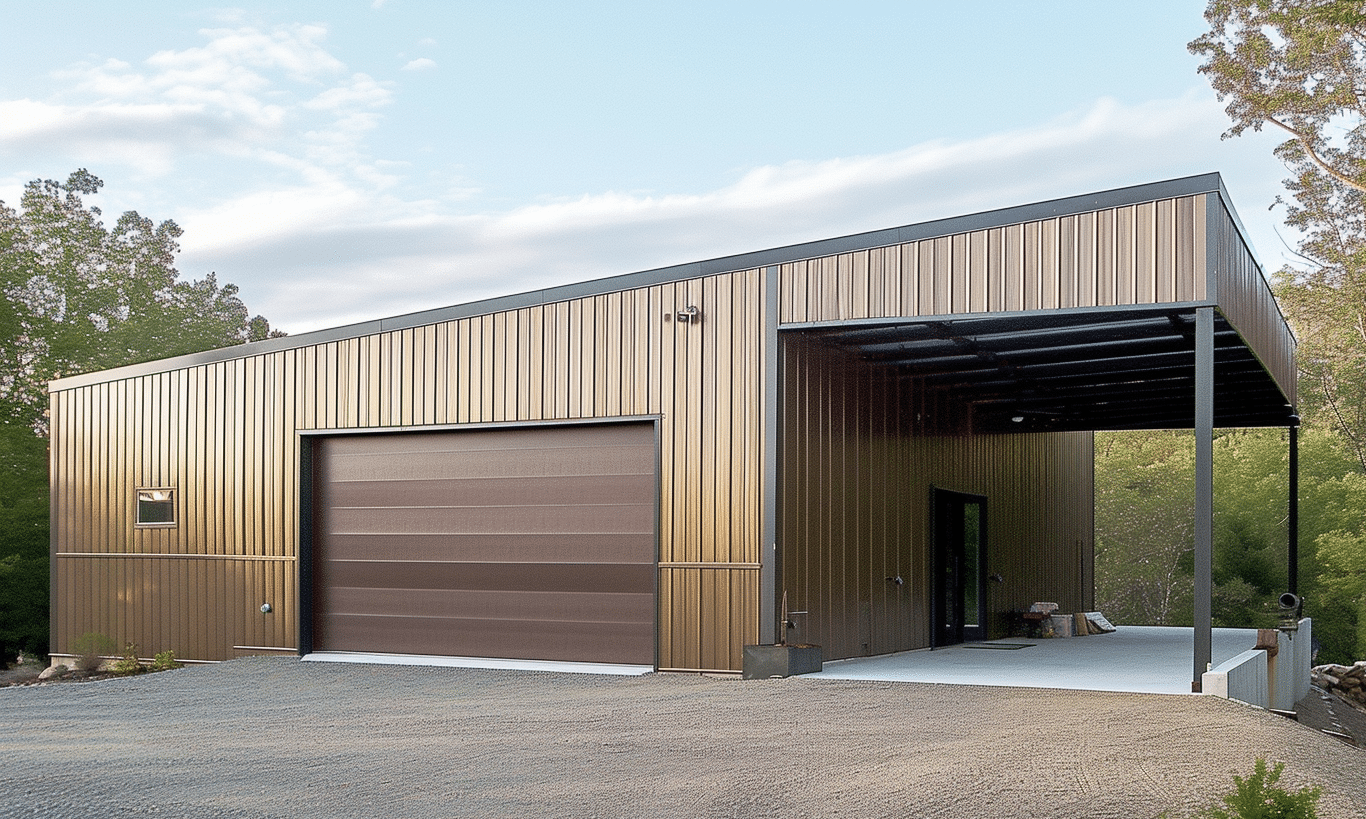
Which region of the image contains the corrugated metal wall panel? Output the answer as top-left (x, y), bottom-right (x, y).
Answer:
top-left (51, 268), bottom-right (767, 670)
top-left (780, 196), bottom-right (1207, 323)
top-left (53, 555), bottom-right (298, 662)
top-left (780, 334), bottom-right (1094, 660)
top-left (1207, 198), bottom-right (1297, 406)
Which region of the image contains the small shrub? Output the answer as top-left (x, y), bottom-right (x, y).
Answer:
top-left (111, 642), bottom-right (145, 676)
top-left (70, 632), bottom-right (117, 672)
top-left (151, 650), bottom-right (183, 672)
top-left (1194, 758), bottom-right (1321, 819)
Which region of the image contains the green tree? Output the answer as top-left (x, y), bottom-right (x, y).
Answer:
top-left (0, 424), bottom-right (50, 659)
top-left (1096, 427), bottom-right (1365, 663)
top-left (1190, 0), bottom-right (1366, 468)
top-left (1190, 0), bottom-right (1366, 662)
top-left (1095, 430), bottom-right (1196, 626)
top-left (1096, 430), bottom-right (1290, 631)
top-left (0, 170), bottom-right (281, 658)
top-left (1, 170), bottom-right (280, 435)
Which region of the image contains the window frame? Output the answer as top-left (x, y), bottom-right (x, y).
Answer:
top-left (135, 487), bottom-right (177, 527)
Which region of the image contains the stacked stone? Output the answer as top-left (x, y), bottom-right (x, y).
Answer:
top-left (1311, 661), bottom-right (1366, 708)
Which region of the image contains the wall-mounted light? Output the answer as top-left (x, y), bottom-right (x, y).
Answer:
top-left (676, 305), bottom-right (700, 323)
top-left (1011, 415), bottom-right (1025, 423)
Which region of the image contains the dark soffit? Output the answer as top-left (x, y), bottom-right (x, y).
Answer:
top-left (795, 304), bottom-right (1295, 432)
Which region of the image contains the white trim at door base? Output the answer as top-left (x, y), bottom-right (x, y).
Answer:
top-left (302, 650), bottom-right (654, 676)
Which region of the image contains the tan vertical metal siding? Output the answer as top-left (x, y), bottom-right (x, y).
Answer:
top-left (779, 196), bottom-right (1210, 323)
top-left (780, 335), bottom-right (1094, 660)
top-left (51, 269), bottom-right (766, 671)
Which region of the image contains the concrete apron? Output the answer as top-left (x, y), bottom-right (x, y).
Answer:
top-left (804, 625), bottom-right (1260, 696)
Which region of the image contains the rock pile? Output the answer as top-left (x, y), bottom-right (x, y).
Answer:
top-left (1311, 661), bottom-right (1366, 709)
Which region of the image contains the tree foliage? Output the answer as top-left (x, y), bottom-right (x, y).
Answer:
top-left (1095, 431), bottom-right (1196, 626)
top-left (1096, 427), bottom-right (1365, 664)
top-left (0, 423), bottom-right (51, 657)
top-left (0, 170), bottom-right (281, 657)
top-left (1187, 0), bottom-right (1366, 663)
top-left (0, 169), bottom-right (280, 435)
top-left (1191, 1), bottom-right (1366, 469)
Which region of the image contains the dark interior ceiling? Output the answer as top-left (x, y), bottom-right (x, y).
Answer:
top-left (802, 307), bottom-right (1296, 434)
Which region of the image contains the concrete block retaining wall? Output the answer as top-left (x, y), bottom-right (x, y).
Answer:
top-left (1203, 618), bottom-right (1312, 710)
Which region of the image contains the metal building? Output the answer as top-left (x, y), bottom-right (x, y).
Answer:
top-left (48, 173), bottom-right (1297, 678)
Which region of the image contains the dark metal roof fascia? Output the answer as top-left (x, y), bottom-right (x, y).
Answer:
top-left (49, 172), bottom-right (1232, 391)
top-left (779, 300), bottom-right (1219, 333)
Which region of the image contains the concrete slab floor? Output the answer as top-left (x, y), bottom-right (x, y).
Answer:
top-left (805, 625), bottom-right (1261, 695)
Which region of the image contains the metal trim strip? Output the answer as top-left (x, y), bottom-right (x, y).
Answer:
top-left (55, 553), bottom-right (296, 561)
top-left (295, 413), bottom-right (662, 437)
top-left (659, 562), bottom-right (762, 570)
top-left (777, 300), bottom-right (1218, 332)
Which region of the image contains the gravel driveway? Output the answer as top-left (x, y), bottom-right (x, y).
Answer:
top-left (2, 657), bottom-right (1363, 818)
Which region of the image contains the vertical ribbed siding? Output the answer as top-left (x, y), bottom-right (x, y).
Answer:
top-left (1207, 199), bottom-right (1297, 407)
top-left (780, 335), bottom-right (1094, 660)
top-left (51, 269), bottom-right (766, 671)
top-left (779, 196), bottom-right (1208, 324)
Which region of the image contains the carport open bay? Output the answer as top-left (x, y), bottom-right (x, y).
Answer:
top-left (2, 657), bottom-right (1363, 818)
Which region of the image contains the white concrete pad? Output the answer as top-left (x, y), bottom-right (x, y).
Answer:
top-left (301, 651), bottom-right (653, 676)
top-left (805, 626), bottom-right (1260, 695)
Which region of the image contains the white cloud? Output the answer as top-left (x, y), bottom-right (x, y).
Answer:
top-left (175, 90), bottom-right (1290, 334)
top-left (0, 24), bottom-right (392, 190)
top-left (3, 20), bottom-right (1291, 338)
top-left (401, 58), bottom-right (437, 71)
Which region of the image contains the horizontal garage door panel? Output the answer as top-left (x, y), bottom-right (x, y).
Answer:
top-left (321, 533), bottom-right (653, 564)
top-left (312, 423), bottom-right (657, 665)
top-left (325, 474), bottom-right (649, 508)
top-left (329, 615), bottom-right (655, 665)
top-left (327, 445), bottom-right (654, 482)
top-left (328, 587), bottom-right (654, 623)
top-left (326, 503), bottom-right (654, 536)
top-left (324, 560), bottom-right (654, 593)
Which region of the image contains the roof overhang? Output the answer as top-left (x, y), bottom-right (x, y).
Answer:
top-left (790, 304), bottom-right (1295, 433)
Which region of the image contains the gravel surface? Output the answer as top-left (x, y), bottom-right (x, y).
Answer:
top-left (2, 656), bottom-right (1364, 818)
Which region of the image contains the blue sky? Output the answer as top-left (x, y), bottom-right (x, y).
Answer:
top-left (1, 2), bottom-right (1295, 333)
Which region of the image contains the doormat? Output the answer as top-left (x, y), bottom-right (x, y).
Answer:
top-left (962, 642), bottom-right (1035, 650)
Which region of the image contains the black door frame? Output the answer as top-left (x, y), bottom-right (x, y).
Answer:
top-left (932, 488), bottom-right (988, 648)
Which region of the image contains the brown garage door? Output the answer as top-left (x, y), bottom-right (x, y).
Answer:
top-left (311, 422), bottom-right (657, 665)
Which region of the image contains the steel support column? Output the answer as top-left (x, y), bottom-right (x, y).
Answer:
top-left (1193, 307), bottom-right (1214, 691)
top-left (759, 265), bottom-right (780, 645)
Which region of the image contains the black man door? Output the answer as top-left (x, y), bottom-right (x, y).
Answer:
top-left (933, 489), bottom-right (987, 647)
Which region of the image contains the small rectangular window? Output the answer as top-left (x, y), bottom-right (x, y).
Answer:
top-left (136, 489), bottom-right (176, 526)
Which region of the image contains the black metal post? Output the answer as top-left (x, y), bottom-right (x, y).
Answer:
top-left (1289, 420), bottom-right (1299, 596)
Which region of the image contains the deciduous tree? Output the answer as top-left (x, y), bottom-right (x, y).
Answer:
top-left (1191, 0), bottom-right (1366, 469)
top-left (0, 170), bottom-right (280, 657)
top-left (1190, 0), bottom-right (1366, 662)
top-left (0, 169), bottom-right (279, 435)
